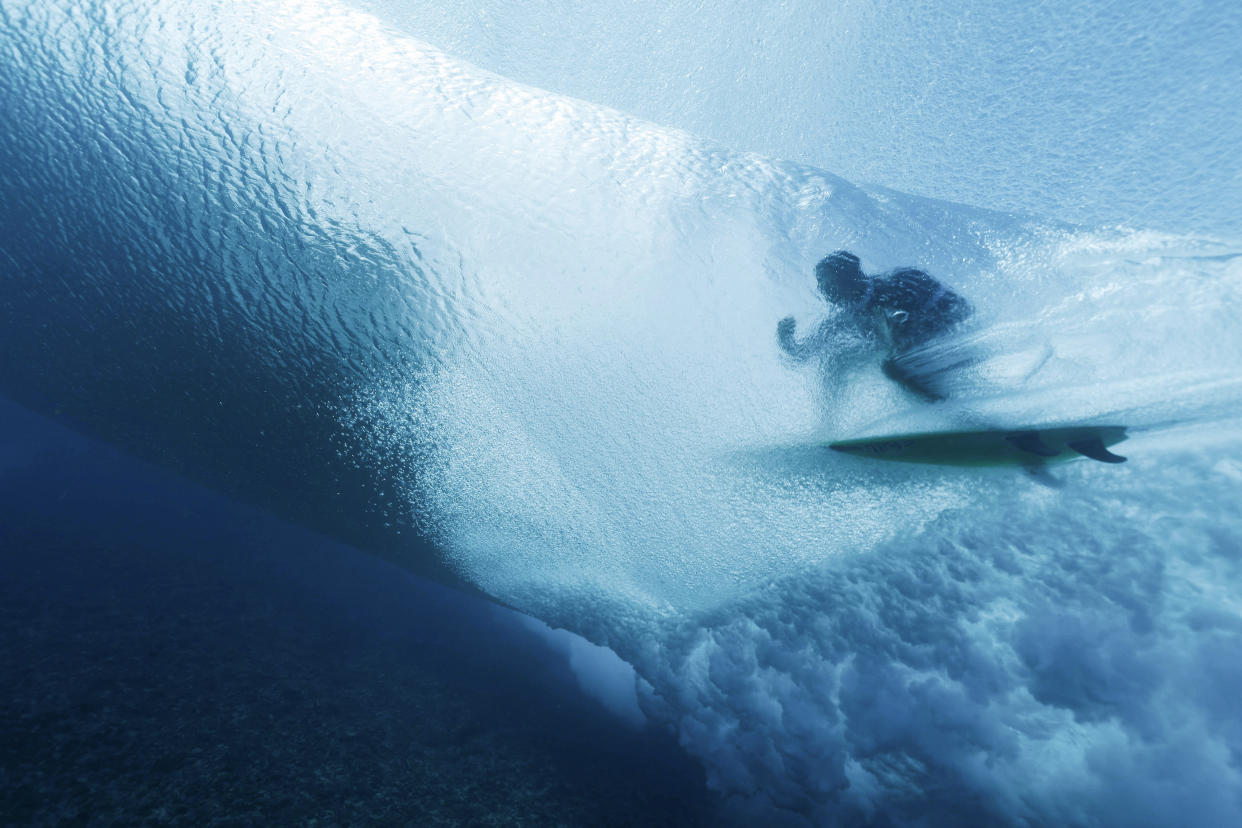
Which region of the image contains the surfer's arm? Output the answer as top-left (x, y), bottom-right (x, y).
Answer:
top-left (779, 316), bottom-right (861, 362)
top-left (777, 316), bottom-right (814, 362)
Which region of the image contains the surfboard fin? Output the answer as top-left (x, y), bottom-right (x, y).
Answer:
top-left (1006, 431), bottom-right (1059, 457)
top-left (1068, 438), bottom-right (1126, 463)
top-left (1023, 464), bottom-right (1065, 489)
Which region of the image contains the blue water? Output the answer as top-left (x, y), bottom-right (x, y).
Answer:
top-left (2, 1), bottom-right (1241, 825)
top-left (0, 397), bottom-right (714, 824)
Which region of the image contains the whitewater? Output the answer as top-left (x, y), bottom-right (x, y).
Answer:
top-left (2, 0), bottom-right (1241, 824)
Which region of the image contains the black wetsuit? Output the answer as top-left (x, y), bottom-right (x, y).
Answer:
top-left (860, 268), bottom-right (973, 398)
top-left (855, 267), bottom-right (973, 354)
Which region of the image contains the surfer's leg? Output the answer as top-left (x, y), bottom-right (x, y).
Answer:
top-left (881, 356), bottom-right (944, 401)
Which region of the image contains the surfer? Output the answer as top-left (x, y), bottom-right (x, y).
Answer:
top-left (777, 250), bottom-right (974, 399)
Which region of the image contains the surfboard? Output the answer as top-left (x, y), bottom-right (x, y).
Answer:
top-left (828, 425), bottom-right (1128, 467)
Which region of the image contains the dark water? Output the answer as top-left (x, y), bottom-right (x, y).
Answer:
top-left (0, 398), bottom-right (717, 826)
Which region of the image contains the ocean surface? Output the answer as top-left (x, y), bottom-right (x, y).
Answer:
top-left (2, 0), bottom-right (1241, 825)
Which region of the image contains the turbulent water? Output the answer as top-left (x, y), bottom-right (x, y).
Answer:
top-left (2, 0), bottom-right (1241, 824)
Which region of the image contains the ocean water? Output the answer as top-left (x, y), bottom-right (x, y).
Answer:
top-left (0, 398), bottom-right (714, 825)
top-left (2, 0), bottom-right (1241, 825)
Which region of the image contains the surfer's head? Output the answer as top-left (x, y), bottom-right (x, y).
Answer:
top-left (816, 250), bottom-right (866, 304)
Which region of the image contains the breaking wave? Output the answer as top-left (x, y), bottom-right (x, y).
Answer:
top-left (2, 0), bottom-right (1240, 823)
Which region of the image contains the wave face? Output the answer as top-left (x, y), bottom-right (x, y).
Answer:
top-left (356, 0), bottom-right (1242, 239)
top-left (3, 1), bottom-right (1242, 824)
